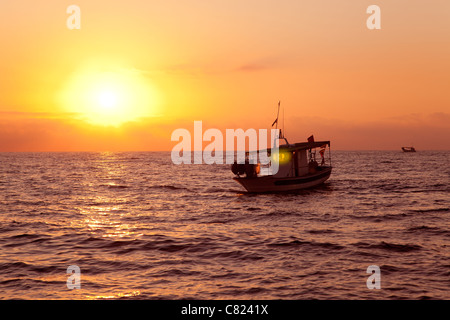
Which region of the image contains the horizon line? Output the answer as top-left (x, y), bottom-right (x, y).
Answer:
top-left (0, 149), bottom-right (449, 153)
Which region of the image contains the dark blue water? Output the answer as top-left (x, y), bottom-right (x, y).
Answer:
top-left (0, 151), bottom-right (448, 299)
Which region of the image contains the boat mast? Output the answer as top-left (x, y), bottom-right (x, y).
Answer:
top-left (277, 100), bottom-right (284, 139)
top-left (272, 100), bottom-right (288, 144)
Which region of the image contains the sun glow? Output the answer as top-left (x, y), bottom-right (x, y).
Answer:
top-left (59, 63), bottom-right (160, 126)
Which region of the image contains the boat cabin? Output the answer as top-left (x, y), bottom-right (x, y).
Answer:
top-left (232, 140), bottom-right (331, 179)
top-left (272, 141), bottom-right (331, 178)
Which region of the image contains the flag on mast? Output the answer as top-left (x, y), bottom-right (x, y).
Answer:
top-left (271, 118), bottom-right (278, 127)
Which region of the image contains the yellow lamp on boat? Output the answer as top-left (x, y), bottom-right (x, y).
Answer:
top-left (271, 149), bottom-right (292, 165)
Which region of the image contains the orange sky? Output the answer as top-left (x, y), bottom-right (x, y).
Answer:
top-left (0, 0), bottom-right (449, 151)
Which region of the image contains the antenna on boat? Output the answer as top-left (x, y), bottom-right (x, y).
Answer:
top-left (283, 102), bottom-right (285, 139)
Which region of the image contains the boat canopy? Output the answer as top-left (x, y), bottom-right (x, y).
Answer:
top-left (278, 141), bottom-right (330, 152)
top-left (245, 141), bottom-right (331, 156)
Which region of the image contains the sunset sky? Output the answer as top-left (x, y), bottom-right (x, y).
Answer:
top-left (1, 0), bottom-right (449, 151)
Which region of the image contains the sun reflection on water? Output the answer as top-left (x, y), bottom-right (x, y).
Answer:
top-left (85, 290), bottom-right (141, 300)
top-left (70, 152), bottom-right (145, 240)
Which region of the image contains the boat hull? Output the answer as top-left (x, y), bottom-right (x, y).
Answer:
top-left (233, 167), bottom-right (332, 193)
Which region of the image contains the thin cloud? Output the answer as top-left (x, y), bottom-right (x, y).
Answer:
top-left (235, 55), bottom-right (287, 73)
top-left (0, 110), bottom-right (79, 119)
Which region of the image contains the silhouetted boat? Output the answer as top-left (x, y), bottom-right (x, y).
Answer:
top-left (231, 102), bottom-right (332, 192)
top-left (402, 147), bottom-right (416, 152)
top-left (231, 140), bottom-right (332, 192)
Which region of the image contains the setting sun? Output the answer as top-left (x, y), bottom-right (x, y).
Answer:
top-left (98, 90), bottom-right (118, 110)
top-left (58, 62), bottom-right (160, 126)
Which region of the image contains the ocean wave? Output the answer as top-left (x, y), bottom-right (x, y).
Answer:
top-left (100, 184), bottom-right (130, 189)
top-left (0, 261), bottom-right (62, 274)
top-left (409, 207), bottom-right (449, 213)
top-left (267, 238), bottom-right (345, 251)
top-left (406, 225), bottom-right (449, 236)
top-left (147, 184), bottom-right (189, 191)
top-left (307, 229), bottom-right (336, 234)
top-left (198, 250), bottom-right (265, 261)
top-left (353, 241), bottom-right (422, 253)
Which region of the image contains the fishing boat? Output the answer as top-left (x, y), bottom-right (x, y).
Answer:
top-left (230, 102), bottom-right (332, 192)
top-left (401, 147), bottom-right (416, 152)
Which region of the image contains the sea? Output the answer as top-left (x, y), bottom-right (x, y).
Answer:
top-left (0, 151), bottom-right (448, 300)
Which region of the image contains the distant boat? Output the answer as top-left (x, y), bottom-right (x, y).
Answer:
top-left (231, 102), bottom-right (332, 192)
top-left (402, 147), bottom-right (416, 152)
